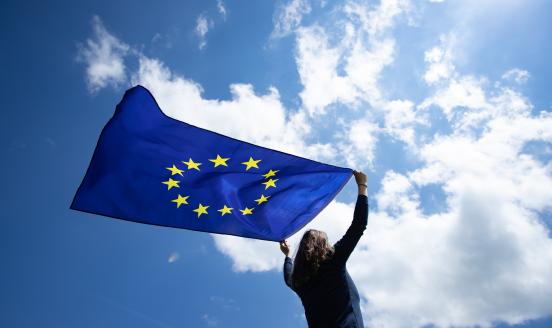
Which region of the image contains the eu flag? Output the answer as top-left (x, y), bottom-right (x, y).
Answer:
top-left (71, 85), bottom-right (352, 241)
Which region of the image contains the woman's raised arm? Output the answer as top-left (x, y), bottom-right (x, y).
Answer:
top-left (332, 170), bottom-right (369, 266)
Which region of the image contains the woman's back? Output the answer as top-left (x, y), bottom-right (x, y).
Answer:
top-left (293, 256), bottom-right (363, 327)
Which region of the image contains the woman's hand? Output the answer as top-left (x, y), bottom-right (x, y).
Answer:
top-left (353, 170), bottom-right (368, 196)
top-left (279, 240), bottom-right (290, 257)
top-left (353, 170), bottom-right (367, 185)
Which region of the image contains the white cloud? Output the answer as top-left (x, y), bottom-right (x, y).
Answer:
top-left (423, 35), bottom-right (456, 85)
top-left (337, 118), bottom-right (381, 169)
top-left (76, 16), bottom-right (129, 93)
top-left (209, 296), bottom-right (240, 311)
top-left (375, 170), bottom-right (420, 216)
top-left (357, 179), bottom-right (552, 327)
top-left (217, 0), bottom-right (227, 19)
top-left (383, 99), bottom-right (429, 148)
top-left (410, 108), bottom-right (552, 214)
top-left (167, 252), bottom-right (179, 263)
top-left (271, 0), bottom-right (312, 38)
top-left (293, 0), bottom-right (424, 161)
top-left (344, 38), bottom-right (396, 106)
top-left (201, 314), bottom-right (218, 327)
top-left (344, 0), bottom-right (411, 38)
top-left (393, 38), bottom-right (552, 325)
top-left (395, 118), bottom-right (552, 328)
top-left (195, 14), bottom-right (213, 50)
top-left (292, 0), bottom-right (428, 169)
top-left (420, 75), bottom-right (488, 120)
top-left (294, 0), bottom-right (411, 115)
top-left (502, 68), bottom-right (530, 84)
top-left (295, 25), bottom-right (358, 115)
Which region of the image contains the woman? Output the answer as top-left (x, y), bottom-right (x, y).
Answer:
top-left (279, 170), bottom-right (368, 328)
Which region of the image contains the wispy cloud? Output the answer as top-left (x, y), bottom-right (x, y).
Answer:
top-left (201, 314), bottom-right (218, 327)
top-left (502, 68), bottom-right (530, 84)
top-left (271, 0), bottom-right (312, 38)
top-left (167, 252), bottom-right (179, 263)
top-left (76, 16), bottom-right (129, 93)
top-left (217, 0), bottom-right (227, 20)
top-left (96, 294), bottom-right (174, 328)
top-left (195, 14), bottom-right (213, 50)
top-left (209, 296), bottom-right (240, 311)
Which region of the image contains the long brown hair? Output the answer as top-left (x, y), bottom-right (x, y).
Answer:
top-left (292, 229), bottom-right (335, 288)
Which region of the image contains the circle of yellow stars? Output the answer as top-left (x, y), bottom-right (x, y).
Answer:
top-left (161, 155), bottom-right (279, 219)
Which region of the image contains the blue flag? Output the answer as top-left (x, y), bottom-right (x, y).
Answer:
top-left (71, 85), bottom-right (352, 241)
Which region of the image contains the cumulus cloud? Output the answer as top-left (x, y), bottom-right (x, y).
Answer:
top-left (292, 0), bottom-right (429, 166)
top-left (294, 0), bottom-right (411, 115)
top-left (295, 24), bottom-right (358, 115)
top-left (292, 0), bottom-right (428, 167)
top-left (76, 16), bottom-right (129, 93)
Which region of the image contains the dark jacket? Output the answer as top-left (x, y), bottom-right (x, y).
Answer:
top-left (283, 194), bottom-right (369, 328)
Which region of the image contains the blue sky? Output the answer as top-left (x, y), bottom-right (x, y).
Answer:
top-left (2, 0), bottom-right (552, 327)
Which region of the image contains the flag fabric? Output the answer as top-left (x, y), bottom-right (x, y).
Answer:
top-left (71, 85), bottom-right (352, 241)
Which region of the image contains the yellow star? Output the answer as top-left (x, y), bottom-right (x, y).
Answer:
top-left (240, 207), bottom-right (254, 215)
top-left (241, 156), bottom-right (261, 171)
top-left (209, 154), bottom-right (230, 167)
top-left (193, 203), bottom-right (209, 218)
top-left (171, 194), bottom-right (189, 208)
top-left (255, 194), bottom-right (270, 205)
top-left (262, 178), bottom-right (278, 189)
top-left (182, 158), bottom-right (202, 171)
top-left (218, 205), bottom-right (233, 216)
top-left (262, 169), bottom-right (279, 179)
top-left (162, 178), bottom-right (180, 190)
top-left (166, 165), bottom-right (184, 176)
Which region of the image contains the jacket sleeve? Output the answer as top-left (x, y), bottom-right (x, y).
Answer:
top-left (332, 194), bottom-right (369, 267)
top-left (283, 256), bottom-right (294, 290)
